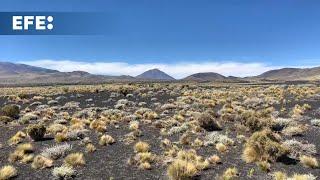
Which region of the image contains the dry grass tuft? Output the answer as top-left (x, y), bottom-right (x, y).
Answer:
top-left (16, 143), bottom-right (33, 154)
top-left (242, 146), bottom-right (258, 163)
top-left (167, 159), bottom-right (198, 180)
top-left (64, 153), bottom-right (85, 167)
top-left (207, 155), bottom-right (221, 164)
top-left (0, 165), bottom-right (17, 180)
top-left (52, 165), bottom-right (75, 179)
top-left (216, 143), bottom-right (227, 153)
top-left (291, 173), bottom-right (317, 180)
top-left (99, 135), bottom-right (115, 146)
top-left (90, 120), bottom-right (107, 132)
top-left (175, 150), bottom-right (210, 171)
top-left (273, 171), bottom-right (287, 180)
top-left (139, 162), bottom-right (151, 170)
top-left (8, 131), bottom-right (26, 146)
top-left (300, 155), bottom-right (319, 168)
top-left (47, 124), bottom-right (67, 135)
top-left (256, 161), bottom-right (270, 172)
top-left (31, 155), bottom-right (53, 169)
top-left (129, 121), bottom-right (139, 131)
top-left (8, 143), bottom-right (34, 163)
top-left (86, 143), bottom-right (96, 153)
top-left (54, 132), bottom-right (68, 143)
top-left (192, 138), bottom-right (203, 147)
top-left (222, 167), bottom-right (238, 180)
top-left (134, 141), bottom-right (150, 153)
top-left (242, 130), bottom-right (288, 163)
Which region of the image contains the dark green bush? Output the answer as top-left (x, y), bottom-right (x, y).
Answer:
top-left (18, 93), bottom-right (28, 99)
top-left (1, 105), bottom-right (20, 119)
top-left (239, 110), bottom-right (271, 132)
top-left (197, 112), bottom-right (222, 131)
top-left (26, 124), bottom-right (46, 141)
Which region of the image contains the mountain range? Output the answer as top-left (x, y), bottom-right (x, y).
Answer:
top-left (0, 62), bottom-right (134, 85)
top-left (0, 61), bottom-right (320, 85)
top-left (254, 67), bottom-right (320, 81)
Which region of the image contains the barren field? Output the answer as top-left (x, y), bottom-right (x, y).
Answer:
top-left (0, 83), bottom-right (319, 180)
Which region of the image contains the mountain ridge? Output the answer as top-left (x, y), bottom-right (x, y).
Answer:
top-left (1, 61), bottom-right (320, 84)
top-left (253, 67), bottom-right (320, 81)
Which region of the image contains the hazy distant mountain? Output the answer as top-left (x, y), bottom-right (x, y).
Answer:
top-left (0, 62), bottom-right (134, 85)
top-left (0, 62), bottom-right (58, 76)
top-left (255, 67), bottom-right (320, 81)
top-left (136, 68), bottom-right (175, 80)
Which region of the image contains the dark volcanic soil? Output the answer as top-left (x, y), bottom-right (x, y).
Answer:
top-left (0, 86), bottom-right (320, 180)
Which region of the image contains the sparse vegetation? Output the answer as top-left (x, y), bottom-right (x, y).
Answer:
top-left (0, 83), bottom-right (319, 179)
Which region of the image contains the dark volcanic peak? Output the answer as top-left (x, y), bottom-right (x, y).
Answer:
top-left (136, 68), bottom-right (175, 80)
top-left (184, 72), bottom-right (226, 81)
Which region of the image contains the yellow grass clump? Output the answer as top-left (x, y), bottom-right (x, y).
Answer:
top-left (134, 141), bottom-right (150, 153)
top-left (216, 143), bottom-right (227, 153)
top-left (0, 165), bottom-right (17, 180)
top-left (86, 143), bottom-right (96, 153)
top-left (8, 131), bottom-right (26, 146)
top-left (32, 155), bottom-right (53, 169)
top-left (167, 159), bottom-right (198, 180)
top-left (273, 171), bottom-right (287, 180)
top-left (300, 155), bottom-right (319, 168)
top-left (99, 135), bottom-right (115, 146)
top-left (222, 167), bottom-right (238, 180)
top-left (64, 153), bottom-right (85, 167)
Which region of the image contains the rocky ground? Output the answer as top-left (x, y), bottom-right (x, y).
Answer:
top-left (0, 83), bottom-right (319, 180)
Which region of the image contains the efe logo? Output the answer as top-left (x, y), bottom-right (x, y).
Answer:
top-left (12, 16), bottom-right (53, 30)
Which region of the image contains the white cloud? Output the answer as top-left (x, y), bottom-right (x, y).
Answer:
top-left (20, 60), bottom-right (281, 79)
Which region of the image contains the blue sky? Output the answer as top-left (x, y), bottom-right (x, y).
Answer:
top-left (1, 0), bottom-right (320, 78)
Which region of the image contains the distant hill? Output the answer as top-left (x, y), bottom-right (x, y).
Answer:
top-left (183, 72), bottom-right (246, 82)
top-left (136, 68), bottom-right (175, 80)
top-left (0, 62), bottom-right (134, 85)
top-left (183, 72), bottom-right (226, 81)
top-left (0, 62), bottom-right (58, 76)
top-left (254, 67), bottom-right (320, 81)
